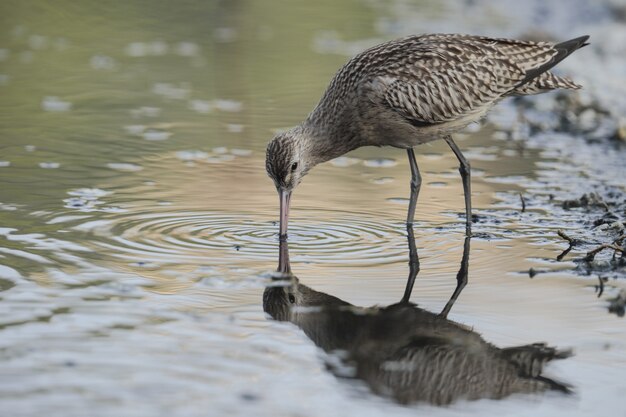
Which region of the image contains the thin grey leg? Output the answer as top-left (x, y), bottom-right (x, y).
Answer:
top-left (406, 148), bottom-right (422, 226)
top-left (401, 223), bottom-right (420, 304)
top-left (443, 135), bottom-right (472, 236)
top-left (439, 236), bottom-right (470, 318)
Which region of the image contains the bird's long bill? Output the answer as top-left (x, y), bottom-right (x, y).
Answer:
top-left (277, 238), bottom-right (291, 274)
top-left (279, 189), bottom-right (292, 240)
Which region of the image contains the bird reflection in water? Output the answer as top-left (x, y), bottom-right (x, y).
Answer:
top-left (264, 227), bottom-right (571, 406)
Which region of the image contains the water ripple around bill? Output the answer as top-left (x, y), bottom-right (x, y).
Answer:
top-left (81, 210), bottom-right (410, 267)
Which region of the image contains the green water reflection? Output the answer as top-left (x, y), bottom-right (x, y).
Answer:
top-left (1, 1), bottom-right (626, 415)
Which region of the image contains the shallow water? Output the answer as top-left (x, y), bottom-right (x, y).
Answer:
top-left (1, 1), bottom-right (626, 416)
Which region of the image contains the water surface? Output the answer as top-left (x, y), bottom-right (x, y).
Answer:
top-left (1, 1), bottom-right (625, 416)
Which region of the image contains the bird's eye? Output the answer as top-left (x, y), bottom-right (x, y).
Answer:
top-left (290, 162), bottom-right (298, 172)
top-left (288, 294), bottom-right (296, 304)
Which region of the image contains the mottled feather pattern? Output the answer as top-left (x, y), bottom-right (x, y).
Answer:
top-left (265, 33), bottom-right (587, 205)
top-left (264, 279), bottom-right (573, 406)
top-left (307, 34), bottom-right (585, 136)
top-left (510, 71), bottom-right (581, 96)
top-left (265, 133), bottom-right (295, 188)
top-left (502, 343), bottom-right (573, 379)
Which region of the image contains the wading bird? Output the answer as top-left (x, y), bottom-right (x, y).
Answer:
top-left (266, 33), bottom-right (589, 238)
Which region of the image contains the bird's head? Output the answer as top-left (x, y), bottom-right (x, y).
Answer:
top-left (265, 128), bottom-right (310, 192)
top-left (265, 127), bottom-right (311, 238)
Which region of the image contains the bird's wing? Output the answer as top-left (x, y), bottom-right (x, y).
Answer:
top-left (375, 37), bottom-right (554, 125)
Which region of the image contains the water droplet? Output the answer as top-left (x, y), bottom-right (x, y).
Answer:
top-left (62, 189), bottom-right (117, 213)
top-left (213, 147), bottom-right (228, 154)
top-left (152, 83), bottom-right (190, 100)
top-left (0, 161), bottom-right (10, 167)
top-left (106, 163), bottom-right (143, 172)
top-left (41, 96), bottom-right (72, 112)
top-left (125, 42), bottom-right (148, 57)
top-left (28, 34), bottom-right (48, 50)
top-left (142, 129), bottom-right (171, 141)
top-left (0, 203), bottom-right (18, 211)
top-left (372, 177), bottom-right (394, 184)
top-left (363, 158), bottom-right (397, 168)
top-left (175, 42), bottom-right (200, 56)
top-left (124, 125), bottom-right (146, 135)
top-left (63, 197), bottom-right (101, 211)
top-left (176, 150), bottom-right (209, 161)
top-left (331, 157), bottom-right (360, 167)
top-left (213, 99), bottom-right (242, 112)
top-left (206, 154), bottom-right (235, 163)
top-left (226, 124), bottom-right (244, 133)
top-left (39, 162), bottom-right (60, 169)
top-left (231, 148), bottom-right (252, 156)
top-left (68, 188), bottom-right (112, 199)
top-left (188, 99), bottom-right (213, 114)
top-left (386, 197), bottom-right (409, 205)
top-left (130, 107), bottom-right (161, 118)
top-left (214, 27), bottom-right (238, 42)
top-left (45, 215), bottom-right (90, 225)
top-left (90, 55), bottom-right (116, 70)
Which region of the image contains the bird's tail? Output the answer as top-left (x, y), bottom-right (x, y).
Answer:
top-left (504, 343), bottom-right (574, 394)
top-left (519, 35), bottom-right (590, 86)
top-left (502, 342), bottom-right (572, 378)
top-left (509, 71), bottom-right (582, 96)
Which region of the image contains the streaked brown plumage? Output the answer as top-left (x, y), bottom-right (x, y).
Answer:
top-left (264, 281), bottom-right (572, 405)
top-left (266, 33), bottom-right (590, 238)
top-left (263, 234), bottom-right (572, 405)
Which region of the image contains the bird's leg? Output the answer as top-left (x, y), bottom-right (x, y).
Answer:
top-left (439, 236), bottom-right (470, 318)
top-left (401, 223), bottom-right (420, 304)
top-left (443, 135), bottom-right (472, 236)
top-left (406, 147), bottom-right (422, 226)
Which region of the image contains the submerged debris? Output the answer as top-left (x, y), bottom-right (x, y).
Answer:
top-left (561, 192), bottom-right (610, 211)
top-left (553, 189), bottom-right (626, 317)
top-left (557, 227), bottom-right (626, 269)
top-left (555, 188), bottom-right (626, 262)
top-left (608, 290), bottom-right (626, 317)
top-left (557, 230), bottom-right (583, 246)
top-left (584, 235), bottom-right (626, 262)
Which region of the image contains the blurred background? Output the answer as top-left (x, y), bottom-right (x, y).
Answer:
top-left (0, 1), bottom-right (625, 416)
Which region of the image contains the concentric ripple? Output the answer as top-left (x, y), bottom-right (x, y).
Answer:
top-left (88, 210), bottom-right (409, 267)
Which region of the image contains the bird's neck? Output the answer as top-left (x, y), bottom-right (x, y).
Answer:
top-left (299, 120), bottom-right (359, 168)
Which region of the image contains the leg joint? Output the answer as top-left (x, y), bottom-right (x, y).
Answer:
top-left (458, 160), bottom-right (471, 176)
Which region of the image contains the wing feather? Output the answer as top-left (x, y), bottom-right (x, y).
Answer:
top-left (370, 36), bottom-right (571, 125)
